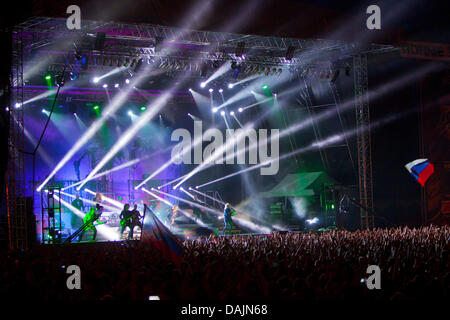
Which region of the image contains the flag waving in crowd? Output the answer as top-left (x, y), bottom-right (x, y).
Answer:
top-left (405, 158), bottom-right (435, 186)
top-left (141, 204), bottom-right (183, 265)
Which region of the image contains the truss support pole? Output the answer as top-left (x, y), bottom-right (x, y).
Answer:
top-left (353, 54), bottom-right (374, 229)
top-left (7, 28), bottom-right (27, 249)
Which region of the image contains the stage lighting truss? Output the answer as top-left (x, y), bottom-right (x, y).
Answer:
top-left (17, 17), bottom-right (397, 82)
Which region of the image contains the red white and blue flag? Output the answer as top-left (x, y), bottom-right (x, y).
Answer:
top-left (142, 205), bottom-right (183, 265)
top-left (405, 158), bottom-right (435, 186)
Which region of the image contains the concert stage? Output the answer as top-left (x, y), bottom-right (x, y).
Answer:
top-left (3, 6), bottom-right (448, 249)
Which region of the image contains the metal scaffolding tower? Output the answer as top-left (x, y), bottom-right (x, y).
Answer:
top-left (6, 27), bottom-right (27, 249)
top-left (353, 54), bottom-right (374, 229)
top-left (40, 188), bottom-right (62, 244)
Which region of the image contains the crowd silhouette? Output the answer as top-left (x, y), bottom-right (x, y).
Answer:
top-left (0, 225), bottom-right (448, 300)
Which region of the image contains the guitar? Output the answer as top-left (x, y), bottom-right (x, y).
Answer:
top-left (120, 211), bottom-right (142, 227)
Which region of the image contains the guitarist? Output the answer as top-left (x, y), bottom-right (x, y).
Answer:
top-left (78, 204), bottom-right (104, 242)
top-left (222, 203), bottom-right (235, 236)
top-left (129, 204), bottom-right (143, 239)
top-left (119, 204), bottom-right (133, 239)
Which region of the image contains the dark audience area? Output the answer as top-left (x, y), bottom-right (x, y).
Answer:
top-left (0, 226), bottom-right (448, 300)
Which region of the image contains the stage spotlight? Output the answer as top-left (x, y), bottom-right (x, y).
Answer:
top-left (200, 82), bottom-right (206, 88)
top-left (345, 65), bottom-right (351, 76)
top-left (212, 107), bottom-right (218, 113)
top-left (262, 85), bottom-right (268, 89)
top-left (220, 111), bottom-right (225, 116)
top-left (45, 74), bottom-right (51, 80)
top-left (140, 106), bottom-right (146, 111)
top-left (114, 83), bottom-right (119, 88)
top-left (331, 69), bottom-right (340, 83)
top-left (209, 88), bottom-right (213, 93)
top-left (103, 84), bottom-right (108, 88)
top-left (274, 93), bottom-right (277, 97)
top-left (285, 46), bottom-right (295, 60)
top-left (306, 217), bottom-right (319, 225)
top-left (188, 88), bottom-right (192, 91)
top-left (228, 83), bottom-right (233, 89)
top-left (93, 105), bottom-right (99, 110)
top-left (41, 108), bottom-right (47, 113)
top-left (128, 110), bottom-right (134, 116)
top-left (172, 186), bottom-right (177, 190)
top-left (195, 186), bottom-right (199, 189)
top-left (218, 88), bottom-right (223, 93)
top-left (73, 112), bottom-right (77, 116)
top-left (125, 78), bottom-right (130, 84)
top-left (15, 103), bottom-right (21, 108)
top-left (235, 42), bottom-right (245, 57)
top-left (238, 107), bottom-right (243, 112)
top-left (93, 77), bottom-right (100, 83)
top-left (230, 111), bottom-right (235, 116)
top-left (188, 187), bottom-right (192, 190)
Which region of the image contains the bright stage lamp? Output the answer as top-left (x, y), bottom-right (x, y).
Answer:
top-left (220, 111), bottom-right (225, 116)
top-left (230, 111), bottom-right (235, 116)
top-left (218, 88), bottom-right (223, 93)
top-left (103, 84), bottom-right (108, 88)
top-left (238, 107), bottom-right (243, 112)
top-left (200, 82), bottom-right (206, 88)
top-left (114, 83), bottom-right (119, 88)
top-left (93, 77), bottom-right (100, 83)
top-left (212, 107), bottom-right (218, 113)
top-left (15, 103), bottom-right (21, 108)
top-left (209, 88), bottom-right (213, 93)
top-left (228, 83), bottom-right (233, 89)
top-left (125, 79), bottom-right (130, 84)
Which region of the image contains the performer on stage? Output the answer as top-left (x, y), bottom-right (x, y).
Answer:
top-left (119, 203), bottom-right (133, 239)
top-left (170, 204), bottom-right (179, 225)
top-left (128, 204), bottom-right (143, 239)
top-left (222, 203), bottom-right (235, 235)
top-left (93, 192), bottom-right (103, 204)
top-left (78, 204), bottom-right (104, 242)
